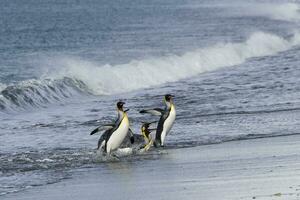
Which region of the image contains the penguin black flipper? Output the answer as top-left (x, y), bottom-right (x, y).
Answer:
top-left (103, 129), bottom-right (115, 153)
top-left (129, 128), bottom-right (135, 144)
top-left (90, 124), bottom-right (115, 135)
top-left (139, 108), bottom-right (164, 116)
top-left (97, 130), bottom-right (110, 150)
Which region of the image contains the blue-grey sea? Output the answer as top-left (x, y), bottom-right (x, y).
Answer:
top-left (0, 0), bottom-right (300, 196)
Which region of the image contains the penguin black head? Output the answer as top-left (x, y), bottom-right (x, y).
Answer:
top-left (141, 121), bottom-right (156, 136)
top-left (164, 94), bottom-right (174, 102)
top-left (141, 122), bottom-right (151, 139)
top-left (117, 101), bottom-right (125, 110)
top-left (142, 122), bottom-right (150, 129)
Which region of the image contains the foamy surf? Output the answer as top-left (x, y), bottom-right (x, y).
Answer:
top-left (1, 30), bottom-right (300, 111)
top-left (0, 78), bottom-right (89, 111)
top-left (52, 31), bottom-right (300, 95)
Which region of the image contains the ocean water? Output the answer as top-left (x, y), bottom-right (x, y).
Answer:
top-left (1, 0), bottom-right (300, 196)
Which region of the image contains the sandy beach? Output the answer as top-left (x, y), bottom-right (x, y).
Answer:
top-left (3, 134), bottom-right (300, 200)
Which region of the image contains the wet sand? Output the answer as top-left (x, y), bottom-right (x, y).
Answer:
top-left (3, 134), bottom-right (300, 200)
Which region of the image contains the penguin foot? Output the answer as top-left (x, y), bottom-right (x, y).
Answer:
top-left (130, 136), bottom-right (135, 144)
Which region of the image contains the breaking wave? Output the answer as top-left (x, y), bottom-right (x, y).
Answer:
top-left (49, 31), bottom-right (300, 95)
top-left (1, 30), bottom-right (300, 111)
top-left (0, 78), bottom-right (89, 112)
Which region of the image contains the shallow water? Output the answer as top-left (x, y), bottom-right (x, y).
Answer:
top-left (0, 0), bottom-right (300, 196)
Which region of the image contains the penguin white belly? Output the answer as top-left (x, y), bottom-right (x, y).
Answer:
top-left (161, 105), bottom-right (176, 145)
top-left (106, 116), bottom-right (129, 153)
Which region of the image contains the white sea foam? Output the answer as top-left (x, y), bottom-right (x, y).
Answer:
top-left (50, 31), bottom-right (300, 95)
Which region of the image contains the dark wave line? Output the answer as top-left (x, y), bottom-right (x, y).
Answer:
top-left (177, 107), bottom-right (300, 120)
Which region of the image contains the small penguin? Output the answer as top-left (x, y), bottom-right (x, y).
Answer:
top-left (90, 101), bottom-right (134, 155)
top-left (140, 94), bottom-right (176, 147)
top-left (139, 121), bottom-right (156, 151)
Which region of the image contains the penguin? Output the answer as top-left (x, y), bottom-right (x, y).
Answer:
top-left (140, 94), bottom-right (176, 147)
top-left (90, 101), bottom-right (134, 155)
top-left (139, 121), bottom-right (156, 151)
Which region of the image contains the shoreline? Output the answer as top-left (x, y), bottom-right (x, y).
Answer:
top-left (3, 134), bottom-right (300, 200)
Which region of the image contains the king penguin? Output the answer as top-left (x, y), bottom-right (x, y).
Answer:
top-left (139, 121), bottom-right (156, 151)
top-left (90, 101), bottom-right (134, 155)
top-left (140, 94), bottom-right (176, 147)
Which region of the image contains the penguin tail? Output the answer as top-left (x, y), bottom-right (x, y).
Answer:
top-left (130, 136), bottom-right (135, 144)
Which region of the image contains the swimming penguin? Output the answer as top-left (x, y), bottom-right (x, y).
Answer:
top-left (90, 101), bottom-right (134, 155)
top-left (139, 121), bottom-right (157, 151)
top-left (140, 94), bottom-right (176, 147)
